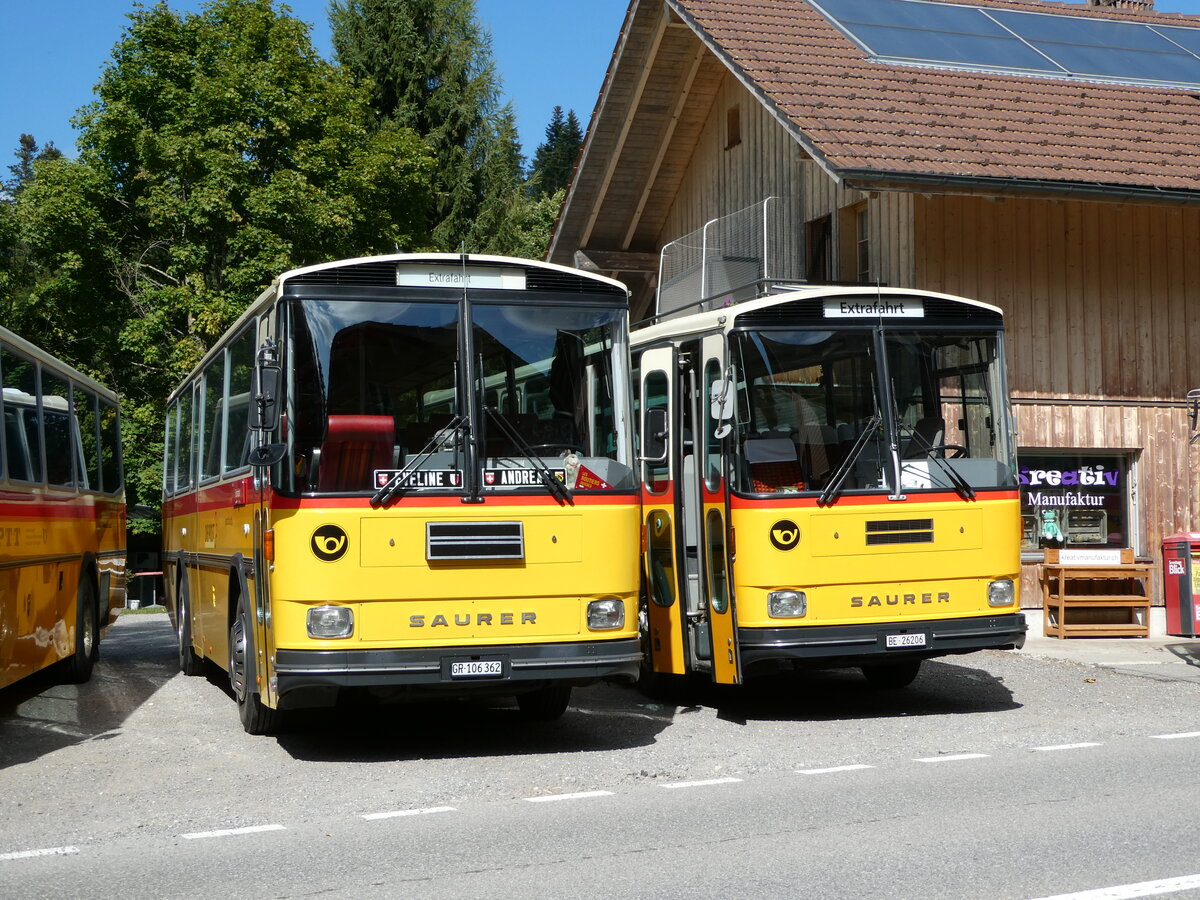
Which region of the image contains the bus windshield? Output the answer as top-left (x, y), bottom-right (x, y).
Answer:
top-left (285, 297), bottom-right (634, 495)
top-left (730, 326), bottom-right (1016, 497)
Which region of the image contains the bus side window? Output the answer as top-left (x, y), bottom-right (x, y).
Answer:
top-left (74, 386), bottom-right (101, 491)
top-left (225, 328), bottom-right (255, 472)
top-left (178, 386), bottom-right (194, 491)
top-left (100, 399), bottom-right (121, 493)
top-left (164, 400), bottom-right (178, 495)
top-left (42, 371), bottom-right (74, 487)
top-left (202, 350), bottom-right (226, 481)
top-left (2, 345), bottom-right (41, 483)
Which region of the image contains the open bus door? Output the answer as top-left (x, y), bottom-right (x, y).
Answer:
top-left (640, 346), bottom-right (686, 675)
top-left (699, 333), bottom-right (740, 684)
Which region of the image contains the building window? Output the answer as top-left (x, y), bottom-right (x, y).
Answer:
top-left (1018, 451), bottom-right (1134, 558)
top-left (805, 215), bottom-right (831, 282)
top-left (725, 105), bottom-right (741, 149)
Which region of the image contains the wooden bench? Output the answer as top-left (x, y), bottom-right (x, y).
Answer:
top-left (1040, 548), bottom-right (1152, 639)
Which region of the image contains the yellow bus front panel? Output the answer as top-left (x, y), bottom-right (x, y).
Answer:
top-left (729, 494), bottom-right (1024, 670)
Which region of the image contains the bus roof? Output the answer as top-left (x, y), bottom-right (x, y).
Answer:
top-left (0, 324), bottom-right (121, 403)
top-left (630, 285), bottom-right (1004, 346)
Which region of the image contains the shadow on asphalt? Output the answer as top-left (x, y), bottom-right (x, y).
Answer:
top-left (274, 655), bottom-right (1017, 762)
top-left (0, 613), bottom-right (177, 770)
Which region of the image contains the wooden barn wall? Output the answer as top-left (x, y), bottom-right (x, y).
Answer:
top-left (659, 74), bottom-right (809, 265)
top-left (915, 194), bottom-right (1200, 606)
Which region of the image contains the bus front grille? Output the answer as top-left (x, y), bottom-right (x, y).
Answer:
top-left (865, 518), bottom-right (934, 546)
top-left (426, 521), bottom-right (525, 561)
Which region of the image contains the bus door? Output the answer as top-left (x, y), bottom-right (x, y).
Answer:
top-left (698, 333), bottom-right (739, 684)
top-left (640, 345), bottom-right (685, 675)
top-left (176, 384), bottom-right (201, 650)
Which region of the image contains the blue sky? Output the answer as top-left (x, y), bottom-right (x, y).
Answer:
top-left (0, 0), bottom-right (628, 162)
top-left (3, 0), bottom-right (1200, 166)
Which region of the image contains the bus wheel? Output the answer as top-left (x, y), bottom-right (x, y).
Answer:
top-left (177, 580), bottom-right (204, 677)
top-left (517, 685), bottom-right (571, 721)
top-left (229, 595), bottom-right (283, 735)
top-left (861, 660), bottom-right (922, 689)
top-left (63, 577), bottom-right (99, 684)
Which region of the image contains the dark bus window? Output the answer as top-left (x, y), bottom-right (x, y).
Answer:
top-left (42, 372), bottom-right (74, 487)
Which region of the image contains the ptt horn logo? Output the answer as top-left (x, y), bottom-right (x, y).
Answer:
top-left (311, 524), bottom-right (349, 562)
top-left (770, 520), bottom-right (800, 551)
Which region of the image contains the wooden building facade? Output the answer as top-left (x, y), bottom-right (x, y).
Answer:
top-left (549, 0), bottom-right (1200, 605)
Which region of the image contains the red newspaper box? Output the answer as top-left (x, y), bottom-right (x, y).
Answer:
top-left (1161, 533), bottom-right (1200, 638)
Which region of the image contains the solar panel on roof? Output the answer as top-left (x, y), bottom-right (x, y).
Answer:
top-left (811, 0), bottom-right (1200, 90)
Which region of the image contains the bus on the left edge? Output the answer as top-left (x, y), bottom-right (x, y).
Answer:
top-left (0, 324), bottom-right (126, 690)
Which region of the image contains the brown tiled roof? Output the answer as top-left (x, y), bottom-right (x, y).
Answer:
top-left (672, 0), bottom-right (1200, 196)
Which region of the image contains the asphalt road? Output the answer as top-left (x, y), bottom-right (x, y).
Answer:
top-left (2, 613), bottom-right (1199, 899)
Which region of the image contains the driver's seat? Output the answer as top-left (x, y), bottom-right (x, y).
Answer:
top-left (903, 416), bottom-right (945, 458)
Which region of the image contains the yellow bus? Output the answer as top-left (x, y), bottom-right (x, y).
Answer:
top-left (633, 286), bottom-right (1025, 689)
top-left (163, 253), bottom-right (641, 733)
top-left (1, 325), bottom-right (126, 690)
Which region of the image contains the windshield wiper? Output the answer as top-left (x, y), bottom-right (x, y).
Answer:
top-left (898, 422), bottom-right (976, 501)
top-left (818, 414), bottom-right (881, 507)
top-left (483, 405), bottom-right (574, 506)
top-left (371, 414), bottom-right (467, 508)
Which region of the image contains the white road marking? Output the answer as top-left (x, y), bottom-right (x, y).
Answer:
top-left (0, 846), bottom-right (79, 861)
top-left (362, 806), bottom-right (456, 821)
top-left (524, 790), bottom-right (614, 803)
top-left (914, 753), bottom-right (990, 763)
top-left (181, 824), bottom-right (286, 840)
top-left (1029, 872), bottom-right (1200, 899)
top-left (1032, 743), bottom-right (1103, 752)
top-left (797, 764), bottom-right (875, 775)
top-left (658, 777), bottom-right (743, 789)
top-left (1150, 731), bottom-right (1200, 740)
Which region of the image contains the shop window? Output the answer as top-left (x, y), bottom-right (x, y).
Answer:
top-left (1018, 451), bottom-right (1134, 558)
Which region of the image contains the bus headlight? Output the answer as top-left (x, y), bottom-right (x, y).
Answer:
top-left (987, 579), bottom-right (1015, 608)
top-left (768, 590), bottom-right (807, 618)
top-left (307, 605), bottom-right (354, 639)
top-left (587, 598), bottom-right (625, 630)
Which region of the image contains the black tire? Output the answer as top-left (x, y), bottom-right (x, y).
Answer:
top-left (229, 594), bottom-right (283, 735)
top-left (517, 685), bottom-right (571, 721)
top-left (63, 576), bottom-right (99, 684)
top-left (177, 578), bottom-right (204, 677)
top-left (861, 659), bottom-right (922, 689)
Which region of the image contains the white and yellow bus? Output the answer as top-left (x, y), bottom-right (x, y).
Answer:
top-left (633, 286), bottom-right (1025, 689)
top-left (163, 254), bottom-right (641, 733)
top-left (1, 325), bottom-right (125, 690)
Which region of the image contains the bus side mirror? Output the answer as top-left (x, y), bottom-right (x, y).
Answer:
top-left (711, 377), bottom-right (734, 440)
top-left (641, 407), bottom-right (669, 464)
top-left (249, 363), bottom-right (281, 432)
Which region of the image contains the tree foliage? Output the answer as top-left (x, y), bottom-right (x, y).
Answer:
top-left (10, 0), bottom-right (434, 525)
top-left (331, 0), bottom-right (526, 251)
top-left (530, 106), bottom-right (582, 199)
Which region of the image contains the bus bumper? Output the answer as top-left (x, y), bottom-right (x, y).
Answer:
top-left (273, 638), bottom-right (642, 700)
top-left (737, 613), bottom-right (1027, 672)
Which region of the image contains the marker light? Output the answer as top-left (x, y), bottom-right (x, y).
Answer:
top-left (587, 598), bottom-right (625, 630)
top-left (768, 590), bottom-right (807, 618)
top-left (307, 605), bottom-right (354, 639)
top-left (988, 579), bottom-right (1015, 608)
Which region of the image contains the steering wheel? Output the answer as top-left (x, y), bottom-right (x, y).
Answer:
top-left (528, 443), bottom-right (584, 456)
top-left (921, 444), bottom-right (967, 459)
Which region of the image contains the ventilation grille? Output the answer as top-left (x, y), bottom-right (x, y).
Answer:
top-left (524, 268), bottom-right (626, 296)
top-left (866, 518), bottom-right (934, 546)
top-left (287, 261), bottom-right (399, 286)
top-left (426, 521), bottom-right (525, 561)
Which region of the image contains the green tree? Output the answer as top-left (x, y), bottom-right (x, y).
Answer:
top-left (330, 0), bottom-right (508, 250)
top-left (15, 0), bottom-right (435, 525)
top-left (4, 134), bottom-right (62, 200)
top-left (529, 106), bottom-right (582, 198)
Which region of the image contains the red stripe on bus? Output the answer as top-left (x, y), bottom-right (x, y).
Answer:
top-left (728, 488), bottom-right (1019, 509)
